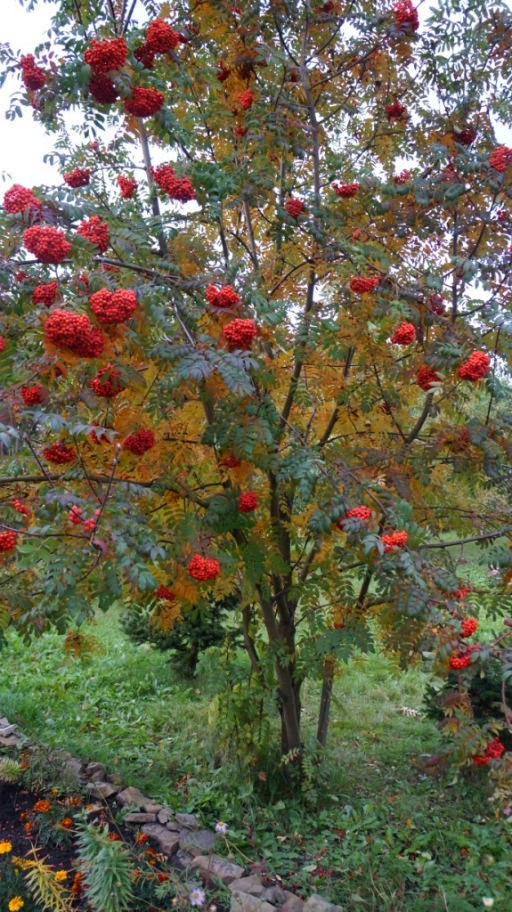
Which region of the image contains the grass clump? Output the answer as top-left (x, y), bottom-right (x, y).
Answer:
top-left (0, 610), bottom-right (511, 911)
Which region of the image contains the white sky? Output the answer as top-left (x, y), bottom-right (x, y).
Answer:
top-left (0, 0), bottom-right (57, 186)
top-left (1, 0), bottom-right (511, 191)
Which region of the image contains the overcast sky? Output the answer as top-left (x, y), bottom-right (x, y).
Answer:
top-left (1, 0), bottom-right (511, 191)
top-left (1, 0), bottom-right (57, 186)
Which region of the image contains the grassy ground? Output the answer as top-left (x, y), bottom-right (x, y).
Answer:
top-left (1, 608), bottom-right (511, 911)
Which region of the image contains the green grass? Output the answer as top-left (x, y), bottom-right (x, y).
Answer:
top-left (1, 609), bottom-right (511, 911)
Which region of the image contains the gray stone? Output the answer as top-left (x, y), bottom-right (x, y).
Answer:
top-left (229, 876), bottom-right (265, 895)
top-left (179, 828), bottom-right (216, 857)
top-left (190, 854), bottom-right (245, 884)
top-left (261, 889), bottom-right (304, 912)
top-left (157, 808), bottom-right (171, 825)
top-left (281, 895), bottom-right (304, 912)
top-left (86, 781), bottom-right (119, 799)
top-left (85, 761), bottom-right (106, 781)
top-left (0, 736), bottom-right (19, 747)
top-left (143, 802), bottom-right (163, 814)
top-left (174, 848), bottom-right (195, 869)
top-left (124, 812), bottom-right (158, 824)
top-left (62, 756), bottom-right (83, 785)
top-left (141, 824), bottom-right (180, 857)
top-left (0, 723), bottom-right (17, 736)
top-left (260, 887), bottom-right (287, 904)
top-left (303, 895), bottom-right (343, 912)
top-left (230, 891), bottom-right (275, 912)
top-left (175, 812), bottom-right (199, 829)
top-left (117, 786), bottom-right (149, 808)
top-left (166, 819), bottom-right (181, 832)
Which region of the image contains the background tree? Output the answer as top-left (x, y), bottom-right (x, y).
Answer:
top-left (1, 0), bottom-right (512, 783)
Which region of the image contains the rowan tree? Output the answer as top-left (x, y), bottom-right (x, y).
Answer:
top-left (1, 0), bottom-right (512, 790)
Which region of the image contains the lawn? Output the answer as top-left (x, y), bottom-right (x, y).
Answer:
top-left (1, 604), bottom-right (511, 911)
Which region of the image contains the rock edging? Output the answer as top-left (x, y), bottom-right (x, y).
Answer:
top-left (0, 717), bottom-right (344, 912)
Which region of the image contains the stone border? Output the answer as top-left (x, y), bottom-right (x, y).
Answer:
top-left (0, 718), bottom-right (344, 912)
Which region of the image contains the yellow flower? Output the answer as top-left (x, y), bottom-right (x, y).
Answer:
top-left (0, 840), bottom-right (12, 854)
top-left (55, 870), bottom-right (68, 882)
top-left (8, 897), bottom-right (24, 912)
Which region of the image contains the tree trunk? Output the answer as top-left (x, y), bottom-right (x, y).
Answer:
top-left (317, 654), bottom-right (336, 746)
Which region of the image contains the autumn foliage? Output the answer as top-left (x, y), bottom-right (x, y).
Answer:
top-left (1, 0), bottom-right (512, 791)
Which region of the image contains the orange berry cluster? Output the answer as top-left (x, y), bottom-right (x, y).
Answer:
top-left (123, 428), bottom-right (155, 455)
top-left (64, 168), bottom-right (91, 188)
top-left (3, 183), bottom-right (41, 214)
top-left (188, 554), bottom-right (221, 581)
top-left (32, 281), bottom-right (59, 307)
top-left (42, 441), bottom-right (76, 464)
top-left (89, 287), bottom-right (138, 324)
top-left (45, 309), bottom-right (105, 357)
top-left (77, 216), bottom-right (110, 253)
top-left (24, 226), bottom-right (72, 264)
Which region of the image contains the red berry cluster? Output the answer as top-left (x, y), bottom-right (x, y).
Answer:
top-left (238, 491), bottom-right (258, 513)
top-left (84, 37), bottom-right (128, 75)
top-left (390, 322), bottom-right (416, 345)
top-left (19, 54), bottom-right (46, 90)
top-left (448, 651), bottom-right (472, 670)
top-left (77, 217), bottom-right (110, 253)
top-left (45, 309), bottom-right (105, 358)
top-left (333, 181), bottom-right (359, 198)
top-left (349, 276), bottom-right (380, 294)
top-left (393, 169), bottom-right (411, 184)
top-left (64, 168), bottom-right (91, 188)
top-left (453, 126), bottom-right (476, 146)
top-left (457, 351), bottom-right (490, 381)
top-left (155, 585), bottom-right (176, 601)
top-left (124, 86), bottom-right (165, 118)
top-left (134, 45), bottom-right (155, 69)
top-left (90, 364), bottom-right (124, 398)
top-left (69, 505), bottom-right (84, 525)
top-left (285, 198), bottom-right (305, 219)
top-left (237, 89), bottom-right (254, 110)
top-left (452, 585), bottom-right (472, 600)
top-left (223, 318), bottom-right (258, 350)
top-left (206, 284), bottom-right (241, 308)
top-left (12, 499), bottom-right (31, 517)
top-left (460, 617), bottom-right (478, 638)
top-left (219, 454), bottom-right (242, 468)
top-left (117, 176), bottom-right (138, 199)
top-left (489, 146), bottom-right (512, 172)
top-left (188, 554), bottom-right (221, 581)
top-left (69, 505), bottom-right (100, 532)
top-left (88, 424), bottom-right (112, 444)
top-left (89, 288), bottom-right (138, 324)
top-left (21, 384), bottom-right (45, 406)
top-left (0, 530), bottom-right (17, 552)
top-left (3, 184), bottom-right (42, 214)
top-left (472, 737), bottom-right (505, 766)
top-left (385, 100), bottom-right (407, 121)
top-left (32, 282), bottom-right (59, 307)
top-left (0, 336), bottom-right (5, 352)
top-left (145, 18), bottom-right (180, 53)
top-left (23, 226), bottom-right (72, 264)
top-left (216, 61), bottom-right (230, 82)
top-left (416, 364), bottom-right (441, 390)
top-left (381, 530), bottom-right (408, 552)
top-left (152, 165), bottom-right (195, 201)
top-left (392, 0), bottom-right (419, 32)
top-left (123, 428), bottom-right (155, 455)
top-left (89, 73), bottom-right (119, 104)
top-left (42, 441), bottom-right (76, 464)
top-left (337, 505), bottom-right (372, 529)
